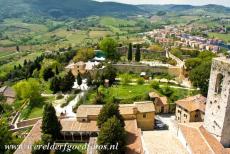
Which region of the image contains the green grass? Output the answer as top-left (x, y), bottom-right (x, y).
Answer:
top-left (100, 17), bottom-right (136, 27)
top-left (0, 50), bottom-right (15, 57)
top-left (21, 96), bottom-right (55, 120)
top-left (0, 40), bottom-right (16, 47)
top-left (208, 32), bottom-right (230, 43)
top-left (107, 84), bottom-right (151, 100)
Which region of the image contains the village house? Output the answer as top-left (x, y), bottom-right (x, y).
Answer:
top-left (149, 92), bottom-right (169, 114)
top-left (0, 86), bottom-right (16, 104)
top-left (14, 101), bottom-right (155, 154)
top-left (175, 94), bottom-right (206, 123)
top-left (177, 57), bottom-right (230, 154)
top-left (65, 61), bottom-right (100, 76)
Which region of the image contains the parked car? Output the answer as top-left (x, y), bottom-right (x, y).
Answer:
top-left (154, 119), bottom-right (168, 130)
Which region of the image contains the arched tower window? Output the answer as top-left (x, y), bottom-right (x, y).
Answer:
top-left (215, 73), bottom-right (224, 94)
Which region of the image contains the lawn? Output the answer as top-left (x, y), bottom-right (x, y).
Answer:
top-left (86, 82), bottom-right (198, 105)
top-left (208, 32), bottom-right (230, 43)
top-left (85, 85), bottom-right (152, 104)
top-left (21, 96), bottom-right (55, 120)
top-left (107, 84), bottom-right (152, 101)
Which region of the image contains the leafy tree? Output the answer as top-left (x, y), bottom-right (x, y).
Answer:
top-left (101, 64), bottom-right (117, 85)
top-left (127, 43), bottom-right (132, 61)
top-left (135, 44), bottom-right (141, 62)
top-left (97, 116), bottom-right (126, 154)
top-left (73, 48), bottom-right (95, 62)
top-left (41, 103), bottom-right (62, 140)
top-left (99, 38), bottom-right (119, 60)
top-left (14, 78), bottom-right (40, 101)
top-left (185, 58), bottom-right (202, 71)
top-left (160, 86), bottom-right (174, 97)
top-left (189, 61), bottom-right (212, 96)
top-left (0, 119), bottom-right (13, 153)
top-left (60, 71), bottom-right (75, 92)
top-left (43, 67), bottom-right (54, 81)
top-left (77, 74), bottom-right (82, 86)
top-left (171, 48), bottom-right (183, 59)
top-left (50, 76), bottom-right (60, 93)
top-left (94, 93), bottom-right (105, 104)
top-left (97, 102), bottom-right (124, 128)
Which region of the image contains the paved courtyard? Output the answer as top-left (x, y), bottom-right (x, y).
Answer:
top-left (142, 114), bottom-right (188, 154)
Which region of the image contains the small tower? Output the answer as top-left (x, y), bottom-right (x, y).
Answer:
top-left (204, 57), bottom-right (230, 147)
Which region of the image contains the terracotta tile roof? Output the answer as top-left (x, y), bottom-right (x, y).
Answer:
top-left (125, 120), bottom-right (144, 154)
top-left (14, 120), bottom-right (42, 154)
top-left (15, 119), bottom-right (144, 154)
top-left (76, 102), bottom-right (155, 118)
top-left (134, 101), bottom-right (155, 113)
top-left (76, 105), bottom-right (102, 118)
top-left (119, 105), bottom-right (135, 115)
top-left (176, 95), bottom-right (206, 112)
top-left (179, 123), bottom-right (230, 154)
top-left (158, 97), bottom-right (168, 106)
top-left (61, 119), bottom-right (99, 132)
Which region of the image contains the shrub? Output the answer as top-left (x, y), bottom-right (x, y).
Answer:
top-left (137, 77), bottom-right (145, 85)
top-left (56, 94), bottom-right (64, 100)
top-left (120, 73), bottom-right (132, 85)
top-left (151, 81), bottom-right (160, 90)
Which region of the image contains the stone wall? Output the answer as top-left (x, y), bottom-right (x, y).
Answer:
top-left (16, 117), bottom-right (42, 128)
top-left (112, 63), bottom-right (182, 78)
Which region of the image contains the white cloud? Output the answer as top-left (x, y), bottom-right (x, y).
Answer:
top-left (96, 0), bottom-right (230, 7)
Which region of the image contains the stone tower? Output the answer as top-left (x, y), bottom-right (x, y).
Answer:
top-left (204, 57), bottom-right (230, 147)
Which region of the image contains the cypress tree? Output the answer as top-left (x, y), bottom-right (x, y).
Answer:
top-left (43, 68), bottom-right (54, 81)
top-left (97, 102), bottom-right (124, 128)
top-left (41, 103), bottom-right (62, 140)
top-left (50, 77), bottom-right (60, 93)
top-left (127, 43), bottom-right (132, 61)
top-left (55, 66), bottom-right (59, 75)
top-left (97, 116), bottom-right (126, 154)
top-left (77, 73), bottom-right (82, 86)
top-left (135, 44), bottom-right (141, 62)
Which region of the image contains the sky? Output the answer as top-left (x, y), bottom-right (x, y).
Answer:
top-left (96, 0), bottom-right (230, 7)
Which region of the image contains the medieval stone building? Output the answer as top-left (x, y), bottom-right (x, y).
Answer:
top-left (204, 57), bottom-right (230, 147)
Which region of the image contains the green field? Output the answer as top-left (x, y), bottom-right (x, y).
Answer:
top-left (208, 32), bottom-right (230, 43)
top-left (100, 16), bottom-right (136, 27)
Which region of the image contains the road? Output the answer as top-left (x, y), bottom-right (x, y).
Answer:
top-left (142, 114), bottom-right (188, 154)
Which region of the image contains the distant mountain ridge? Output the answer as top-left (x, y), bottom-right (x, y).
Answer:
top-left (0, 0), bottom-right (144, 19)
top-left (138, 4), bottom-right (230, 15)
top-left (0, 0), bottom-right (229, 19)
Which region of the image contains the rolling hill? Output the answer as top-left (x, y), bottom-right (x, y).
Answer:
top-left (0, 0), bottom-right (144, 19)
